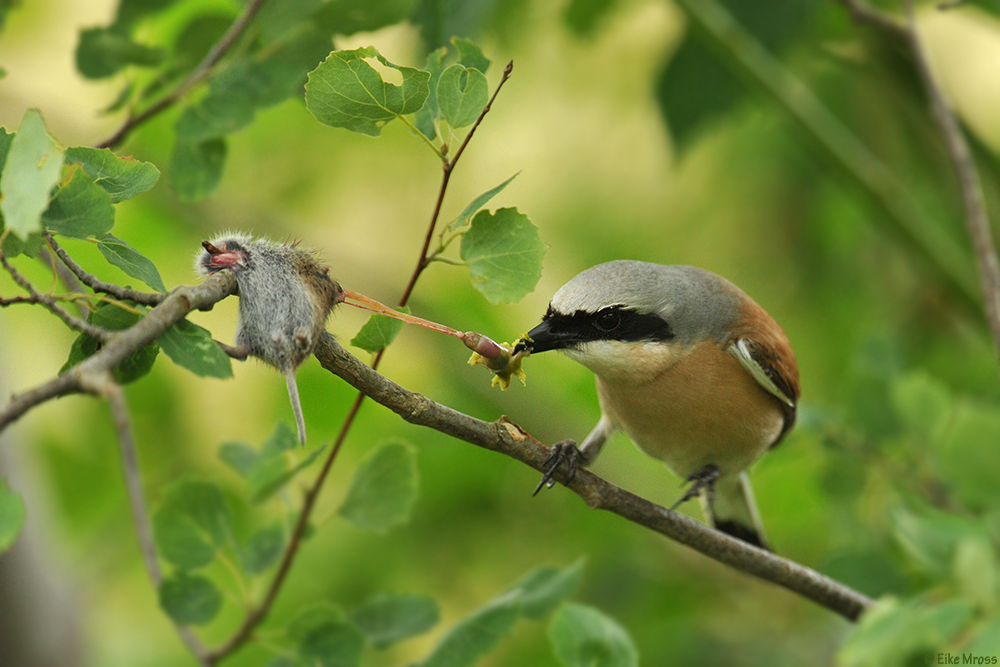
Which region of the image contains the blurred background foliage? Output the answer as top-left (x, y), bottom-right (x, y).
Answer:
top-left (2, 0), bottom-right (1000, 665)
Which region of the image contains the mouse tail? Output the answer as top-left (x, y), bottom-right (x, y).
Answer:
top-left (284, 368), bottom-right (307, 446)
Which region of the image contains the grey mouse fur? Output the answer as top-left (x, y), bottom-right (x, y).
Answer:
top-left (196, 232), bottom-right (344, 444)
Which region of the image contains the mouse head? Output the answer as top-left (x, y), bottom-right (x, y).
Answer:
top-left (196, 234), bottom-right (253, 275)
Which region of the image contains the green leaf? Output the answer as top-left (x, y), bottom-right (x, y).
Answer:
top-left (889, 372), bottom-right (952, 444)
top-left (952, 537), bottom-right (998, 610)
top-left (838, 597), bottom-right (975, 667)
top-left (305, 47), bottom-right (431, 137)
top-left (460, 208), bottom-right (547, 304)
top-left (288, 602), bottom-right (345, 641)
top-left (564, 0), bottom-right (621, 37)
top-left (298, 621), bottom-right (366, 667)
top-left (413, 47), bottom-right (447, 141)
top-left (175, 86), bottom-right (256, 142)
top-left (96, 233), bottom-right (168, 292)
top-left (452, 38), bottom-right (491, 74)
top-left (0, 232), bottom-right (43, 259)
top-left (0, 127), bottom-right (14, 174)
top-left (241, 523), bottom-right (285, 575)
top-left (891, 506), bottom-right (989, 576)
top-left (655, 0), bottom-right (821, 150)
top-left (42, 167), bottom-right (115, 239)
top-left (64, 147), bottom-right (159, 203)
top-left (249, 443), bottom-right (325, 504)
top-left (218, 442), bottom-right (258, 478)
top-left (349, 593), bottom-right (440, 650)
top-left (159, 318), bottom-right (233, 378)
top-left (170, 138), bottom-right (226, 202)
top-left (338, 440), bottom-right (418, 533)
top-left (350, 306), bottom-right (409, 353)
top-left (152, 477), bottom-right (233, 570)
top-left (549, 603), bottom-right (639, 667)
top-left (507, 559), bottom-right (585, 620)
top-left (0, 478), bottom-right (26, 554)
top-left (60, 303), bottom-right (159, 383)
top-left (447, 172), bottom-right (518, 232)
top-left (159, 572), bottom-right (223, 626)
top-left (76, 26), bottom-right (165, 79)
top-left (0, 110), bottom-right (65, 241)
top-left (437, 65), bottom-right (488, 129)
top-left (420, 591), bottom-right (521, 667)
top-left (312, 0), bottom-right (417, 36)
top-left (933, 401), bottom-right (1000, 510)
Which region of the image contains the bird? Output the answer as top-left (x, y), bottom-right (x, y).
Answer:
top-left (514, 260), bottom-right (799, 549)
top-left (196, 233), bottom-right (344, 445)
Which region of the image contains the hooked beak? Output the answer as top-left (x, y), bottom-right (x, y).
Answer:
top-left (514, 318), bottom-right (580, 355)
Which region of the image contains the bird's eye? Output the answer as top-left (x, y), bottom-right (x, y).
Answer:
top-left (593, 309), bottom-right (622, 332)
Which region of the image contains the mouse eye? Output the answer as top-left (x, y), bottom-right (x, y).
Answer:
top-left (593, 308), bottom-right (622, 332)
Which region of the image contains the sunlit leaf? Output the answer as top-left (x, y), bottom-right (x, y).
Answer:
top-left (0, 110), bottom-right (64, 241)
top-left (65, 147), bottom-right (159, 203)
top-left (305, 47), bottom-right (430, 136)
top-left (460, 207), bottom-right (547, 304)
top-left (96, 233), bottom-right (168, 293)
top-left (350, 306), bottom-right (409, 353)
top-left (42, 168), bottom-right (115, 239)
top-left (437, 65), bottom-right (488, 129)
top-left (447, 172), bottom-right (518, 232)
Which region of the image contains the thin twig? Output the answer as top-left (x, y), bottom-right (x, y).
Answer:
top-left (897, 0), bottom-right (1000, 371)
top-left (87, 373), bottom-right (210, 665)
top-left (44, 232), bottom-right (164, 306)
top-left (37, 245), bottom-right (89, 317)
top-left (0, 249), bottom-right (112, 341)
top-left (205, 62), bottom-right (516, 663)
top-left (0, 271), bottom-right (237, 431)
top-left (95, 0), bottom-right (269, 149)
top-left (312, 335), bottom-right (874, 622)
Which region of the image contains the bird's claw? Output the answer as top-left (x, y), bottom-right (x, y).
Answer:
top-left (533, 440), bottom-right (581, 496)
top-left (670, 463), bottom-right (721, 511)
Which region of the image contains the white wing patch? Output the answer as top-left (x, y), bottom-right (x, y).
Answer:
top-left (726, 338), bottom-right (795, 408)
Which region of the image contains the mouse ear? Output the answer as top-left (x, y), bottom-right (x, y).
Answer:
top-left (199, 240), bottom-right (246, 273)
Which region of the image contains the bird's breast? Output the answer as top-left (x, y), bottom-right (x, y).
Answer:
top-left (594, 340), bottom-right (785, 478)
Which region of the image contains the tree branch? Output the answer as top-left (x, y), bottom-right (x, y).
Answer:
top-left (44, 233), bottom-right (164, 307)
top-left (0, 248), bottom-right (111, 341)
top-left (312, 334), bottom-right (873, 622)
top-left (95, 0), bottom-right (269, 150)
top-left (837, 1), bottom-right (1000, 372)
top-left (84, 373), bottom-right (210, 665)
top-left (0, 271), bottom-right (237, 432)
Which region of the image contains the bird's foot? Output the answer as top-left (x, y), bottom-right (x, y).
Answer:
top-left (670, 464), bottom-right (721, 511)
top-left (533, 440), bottom-right (582, 496)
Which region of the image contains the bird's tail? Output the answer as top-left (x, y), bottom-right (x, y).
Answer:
top-left (700, 471), bottom-right (769, 550)
top-left (284, 368), bottom-right (307, 446)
